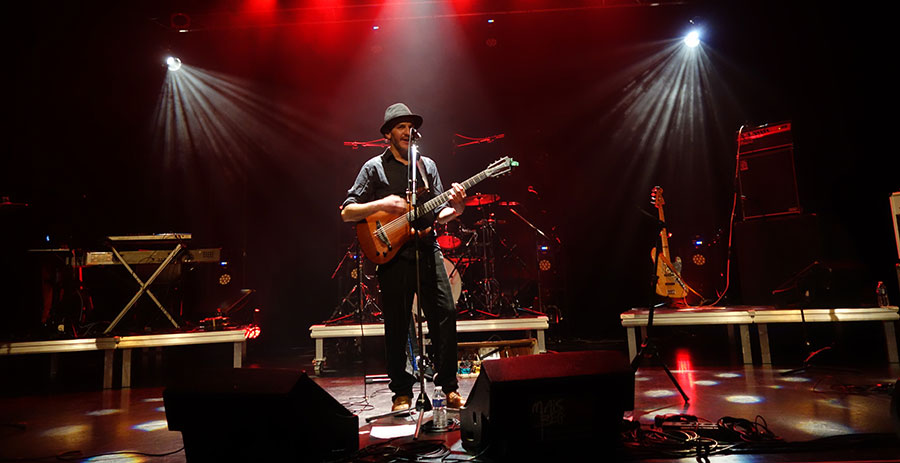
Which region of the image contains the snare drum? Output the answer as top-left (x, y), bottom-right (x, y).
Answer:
top-left (435, 223), bottom-right (462, 252)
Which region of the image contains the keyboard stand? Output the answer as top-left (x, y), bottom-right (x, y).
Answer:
top-left (103, 242), bottom-right (183, 335)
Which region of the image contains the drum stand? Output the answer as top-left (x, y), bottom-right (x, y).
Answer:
top-left (452, 234), bottom-right (498, 319)
top-left (325, 240), bottom-right (381, 325)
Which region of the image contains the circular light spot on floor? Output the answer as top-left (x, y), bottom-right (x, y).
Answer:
top-left (725, 395), bottom-right (763, 404)
top-left (142, 397), bottom-right (165, 402)
top-left (43, 424), bottom-right (88, 437)
top-left (715, 373), bottom-right (742, 378)
top-left (84, 454), bottom-right (146, 462)
top-left (644, 389), bottom-right (677, 398)
top-left (132, 420), bottom-right (168, 432)
top-left (694, 380), bottom-right (720, 386)
top-left (797, 419), bottom-right (854, 437)
top-left (634, 376), bottom-right (651, 382)
top-left (779, 376), bottom-right (811, 382)
top-left (86, 409), bottom-right (121, 416)
top-left (820, 398), bottom-right (850, 409)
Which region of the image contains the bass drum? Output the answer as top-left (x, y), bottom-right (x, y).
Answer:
top-left (412, 257), bottom-right (463, 312)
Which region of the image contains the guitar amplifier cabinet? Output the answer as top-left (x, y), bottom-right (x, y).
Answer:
top-left (737, 122), bottom-right (802, 220)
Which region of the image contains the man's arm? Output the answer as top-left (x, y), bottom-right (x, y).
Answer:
top-left (341, 195), bottom-right (407, 223)
top-left (436, 183), bottom-right (466, 224)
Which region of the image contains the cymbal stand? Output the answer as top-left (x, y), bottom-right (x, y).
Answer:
top-left (472, 207), bottom-right (501, 315)
top-left (325, 240), bottom-right (381, 325)
top-left (454, 231), bottom-right (498, 319)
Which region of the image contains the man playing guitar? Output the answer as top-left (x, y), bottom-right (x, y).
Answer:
top-left (340, 103), bottom-right (466, 411)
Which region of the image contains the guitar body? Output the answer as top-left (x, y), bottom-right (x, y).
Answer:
top-left (355, 157), bottom-right (518, 265)
top-left (651, 248), bottom-right (687, 298)
top-left (356, 210), bottom-right (413, 265)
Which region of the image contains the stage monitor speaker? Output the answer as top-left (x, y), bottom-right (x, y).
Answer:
top-left (164, 368), bottom-right (357, 462)
top-left (737, 122), bottom-right (801, 220)
top-left (460, 351), bottom-right (633, 458)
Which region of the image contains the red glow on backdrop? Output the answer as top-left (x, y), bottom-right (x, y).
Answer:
top-left (450, 0), bottom-right (477, 13)
top-left (243, 0), bottom-right (277, 12)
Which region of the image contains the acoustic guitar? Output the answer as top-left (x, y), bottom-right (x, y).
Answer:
top-left (356, 156), bottom-right (518, 264)
top-left (650, 186), bottom-right (687, 299)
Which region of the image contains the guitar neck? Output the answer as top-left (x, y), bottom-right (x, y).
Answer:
top-left (411, 170), bottom-right (489, 221)
top-left (657, 207), bottom-right (672, 259)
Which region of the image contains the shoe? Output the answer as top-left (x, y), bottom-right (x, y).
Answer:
top-left (392, 395), bottom-right (412, 412)
top-left (447, 391), bottom-right (465, 409)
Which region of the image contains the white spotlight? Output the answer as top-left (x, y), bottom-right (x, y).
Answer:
top-left (166, 56), bottom-right (182, 71)
top-left (684, 30), bottom-right (700, 48)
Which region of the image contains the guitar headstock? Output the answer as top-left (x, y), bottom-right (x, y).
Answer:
top-left (485, 156), bottom-right (519, 178)
top-left (650, 186), bottom-right (665, 208)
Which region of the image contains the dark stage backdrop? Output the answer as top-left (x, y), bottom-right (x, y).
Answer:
top-left (3, 1), bottom-right (898, 349)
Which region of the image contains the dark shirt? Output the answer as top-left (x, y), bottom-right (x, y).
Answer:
top-left (343, 149), bottom-right (447, 257)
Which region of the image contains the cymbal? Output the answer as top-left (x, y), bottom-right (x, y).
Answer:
top-left (464, 193), bottom-right (499, 207)
top-left (498, 201), bottom-right (520, 207)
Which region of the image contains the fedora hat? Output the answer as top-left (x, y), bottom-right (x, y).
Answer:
top-left (380, 103), bottom-right (423, 135)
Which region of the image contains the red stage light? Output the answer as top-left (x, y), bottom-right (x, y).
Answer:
top-left (244, 325), bottom-right (261, 339)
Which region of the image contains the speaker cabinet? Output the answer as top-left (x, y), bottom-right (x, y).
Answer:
top-left (737, 122), bottom-right (801, 220)
top-left (164, 368), bottom-right (357, 462)
top-left (460, 351), bottom-right (633, 457)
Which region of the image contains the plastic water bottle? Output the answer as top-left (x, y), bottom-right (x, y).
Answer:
top-left (432, 386), bottom-right (447, 430)
top-left (876, 281), bottom-right (889, 307)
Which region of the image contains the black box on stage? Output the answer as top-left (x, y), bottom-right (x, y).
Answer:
top-left (737, 122), bottom-right (802, 220)
top-left (460, 351), bottom-right (633, 457)
top-left (735, 214), bottom-right (823, 305)
top-left (164, 368), bottom-right (357, 462)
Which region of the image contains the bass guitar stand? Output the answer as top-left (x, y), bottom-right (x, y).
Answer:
top-left (631, 217), bottom-right (689, 403)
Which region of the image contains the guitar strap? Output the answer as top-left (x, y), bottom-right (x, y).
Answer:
top-left (416, 159), bottom-right (430, 193)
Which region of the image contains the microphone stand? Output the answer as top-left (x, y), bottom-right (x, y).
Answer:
top-left (364, 128), bottom-right (433, 436)
top-left (508, 208), bottom-right (551, 316)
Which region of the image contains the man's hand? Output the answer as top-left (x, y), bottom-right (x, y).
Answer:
top-left (447, 183), bottom-right (466, 211)
top-left (379, 195), bottom-right (408, 214)
top-left (439, 182), bottom-right (466, 223)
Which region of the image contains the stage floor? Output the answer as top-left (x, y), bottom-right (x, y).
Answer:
top-left (1, 357), bottom-right (898, 462)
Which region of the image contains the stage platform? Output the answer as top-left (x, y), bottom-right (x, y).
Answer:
top-left (309, 315), bottom-right (549, 375)
top-left (621, 305), bottom-right (900, 365)
top-left (1, 356), bottom-right (897, 462)
top-left (0, 329), bottom-right (248, 389)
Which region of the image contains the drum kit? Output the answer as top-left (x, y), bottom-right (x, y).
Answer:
top-left (329, 191), bottom-right (555, 324)
top-left (434, 192), bottom-right (544, 318)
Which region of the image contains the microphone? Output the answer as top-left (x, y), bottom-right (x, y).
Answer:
top-left (410, 128), bottom-right (423, 140)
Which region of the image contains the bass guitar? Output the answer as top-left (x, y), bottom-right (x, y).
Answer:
top-left (356, 156), bottom-right (518, 264)
top-left (650, 186), bottom-right (687, 299)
